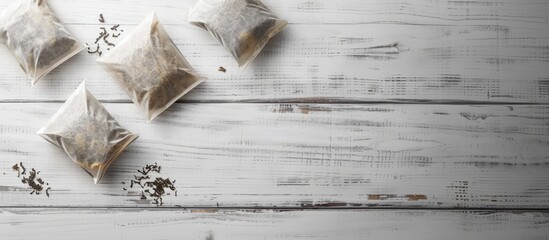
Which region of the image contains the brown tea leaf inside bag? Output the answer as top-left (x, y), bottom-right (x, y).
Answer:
top-left (0, 0), bottom-right (84, 84)
top-left (37, 81), bottom-right (139, 184)
top-left (97, 12), bottom-right (205, 122)
top-left (188, 0), bottom-right (287, 68)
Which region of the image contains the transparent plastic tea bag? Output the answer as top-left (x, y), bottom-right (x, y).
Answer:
top-left (189, 0), bottom-right (287, 68)
top-left (37, 81), bottom-right (139, 184)
top-left (97, 12), bottom-right (205, 122)
top-left (0, 0), bottom-right (84, 84)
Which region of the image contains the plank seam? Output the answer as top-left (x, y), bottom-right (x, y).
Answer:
top-left (0, 101), bottom-right (547, 105)
top-left (1, 206), bottom-right (549, 211)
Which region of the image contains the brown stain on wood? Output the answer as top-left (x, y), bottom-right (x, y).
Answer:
top-left (368, 194), bottom-right (383, 200)
top-left (367, 194), bottom-right (398, 200)
top-left (298, 105), bottom-right (333, 114)
top-left (405, 194), bottom-right (427, 201)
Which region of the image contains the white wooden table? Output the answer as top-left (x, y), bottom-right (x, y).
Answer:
top-left (1, 0), bottom-right (549, 239)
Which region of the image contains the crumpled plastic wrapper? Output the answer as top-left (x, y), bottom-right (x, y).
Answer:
top-left (0, 0), bottom-right (84, 85)
top-left (97, 12), bottom-right (205, 122)
top-left (188, 0), bottom-right (287, 68)
top-left (37, 81), bottom-right (139, 184)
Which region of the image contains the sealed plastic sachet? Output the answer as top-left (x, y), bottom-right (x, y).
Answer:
top-left (188, 0), bottom-right (287, 68)
top-left (97, 12), bottom-right (205, 122)
top-left (0, 0), bottom-right (84, 85)
top-left (37, 81), bottom-right (139, 184)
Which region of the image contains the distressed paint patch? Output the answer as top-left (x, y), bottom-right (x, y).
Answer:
top-left (191, 209), bottom-right (219, 213)
top-left (368, 194), bottom-right (428, 201)
top-left (298, 201), bottom-right (350, 208)
top-left (460, 112), bottom-right (492, 121)
top-left (313, 201), bottom-right (348, 207)
top-left (273, 104), bottom-right (294, 113)
top-left (127, 198), bottom-right (153, 205)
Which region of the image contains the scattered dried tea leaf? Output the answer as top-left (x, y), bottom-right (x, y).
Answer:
top-left (11, 163), bottom-right (51, 197)
top-left (12, 163), bottom-right (20, 177)
top-left (104, 37), bottom-right (115, 47)
top-left (22, 168), bottom-right (43, 195)
top-left (138, 162), bottom-right (161, 175)
top-left (86, 14), bottom-right (124, 57)
top-left (121, 162), bottom-right (177, 206)
top-left (218, 66), bottom-right (226, 73)
top-left (86, 43), bottom-right (101, 55)
top-left (145, 177), bottom-right (176, 206)
top-left (111, 24), bottom-right (120, 31)
top-left (19, 162), bottom-right (26, 175)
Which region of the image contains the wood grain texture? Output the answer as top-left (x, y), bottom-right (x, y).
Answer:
top-left (1, 0), bottom-right (548, 237)
top-left (0, 103), bottom-right (548, 208)
top-left (1, 209), bottom-right (549, 240)
top-left (1, 0), bottom-right (548, 25)
top-left (0, 0), bottom-right (548, 103)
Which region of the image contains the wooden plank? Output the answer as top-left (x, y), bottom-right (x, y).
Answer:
top-left (1, 209), bottom-right (548, 240)
top-left (0, 1), bottom-right (548, 103)
top-left (1, 0), bottom-right (548, 25)
top-left (0, 103), bottom-right (548, 208)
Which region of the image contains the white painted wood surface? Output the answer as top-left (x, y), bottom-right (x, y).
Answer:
top-left (2, 209), bottom-right (549, 240)
top-left (0, 0), bottom-right (548, 103)
top-left (1, 0), bottom-right (549, 239)
top-left (0, 103), bottom-right (548, 208)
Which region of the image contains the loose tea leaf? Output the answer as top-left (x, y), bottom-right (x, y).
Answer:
top-left (103, 37), bottom-right (115, 47)
top-left (11, 163), bottom-right (51, 197)
top-left (19, 162), bottom-right (26, 175)
top-left (0, 0), bottom-right (84, 84)
top-left (22, 168), bottom-right (43, 195)
top-left (97, 12), bottom-right (205, 122)
top-left (218, 66), bottom-right (227, 73)
top-left (145, 177), bottom-right (176, 206)
top-left (121, 162), bottom-right (177, 206)
top-left (86, 43), bottom-right (101, 56)
top-left (137, 162), bottom-right (161, 175)
top-left (189, 0), bottom-right (287, 68)
top-left (111, 24), bottom-right (120, 31)
top-left (37, 81), bottom-right (139, 184)
top-left (12, 163), bottom-right (20, 177)
top-left (86, 14), bottom-right (124, 57)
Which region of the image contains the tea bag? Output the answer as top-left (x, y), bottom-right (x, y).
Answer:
top-left (37, 81), bottom-right (139, 184)
top-left (97, 12), bottom-right (205, 122)
top-left (188, 0), bottom-right (287, 68)
top-left (0, 0), bottom-right (84, 85)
